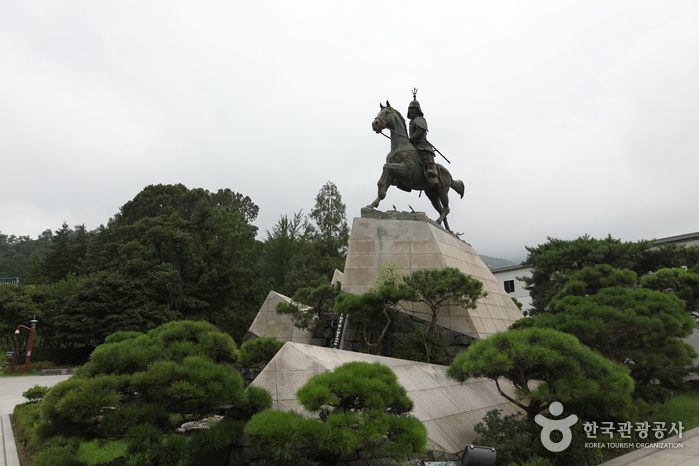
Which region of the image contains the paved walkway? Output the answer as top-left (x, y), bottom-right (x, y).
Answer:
top-left (598, 425), bottom-right (699, 466)
top-left (1, 374), bottom-right (72, 466)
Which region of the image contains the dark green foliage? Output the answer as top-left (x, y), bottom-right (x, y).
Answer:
top-left (634, 384), bottom-right (673, 404)
top-left (334, 284), bottom-right (414, 354)
top-left (52, 271), bottom-right (180, 346)
top-left (245, 362), bottom-right (427, 465)
top-left (447, 327), bottom-right (635, 421)
top-left (276, 282), bottom-right (341, 333)
top-left (115, 184), bottom-right (258, 226)
top-left (401, 267), bottom-right (487, 362)
top-left (78, 184), bottom-right (265, 344)
top-left (471, 409), bottom-right (538, 465)
top-left (513, 265), bottom-right (697, 385)
top-left (0, 230), bottom-right (51, 282)
top-left (522, 235), bottom-right (699, 315)
top-left (642, 265), bottom-right (699, 322)
top-left (245, 410), bottom-right (326, 465)
top-left (260, 211), bottom-right (305, 296)
top-left (23, 384), bottom-right (50, 403)
top-left (240, 386), bottom-right (273, 417)
top-left (261, 182), bottom-right (350, 297)
top-left (189, 418), bottom-right (246, 455)
top-left (390, 322), bottom-right (449, 365)
top-left (0, 283), bottom-right (40, 355)
top-left (238, 337), bottom-right (284, 368)
top-left (36, 223), bottom-right (89, 283)
top-left (23, 321), bottom-right (270, 466)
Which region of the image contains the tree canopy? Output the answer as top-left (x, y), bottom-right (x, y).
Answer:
top-left (29, 320), bottom-right (272, 466)
top-left (522, 234), bottom-right (699, 314)
top-left (446, 327), bottom-right (635, 422)
top-left (401, 267), bottom-right (487, 362)
top-left (261, 181), bottom-right (350, 296)
top-left (512, 264), bottom-right (697, 385)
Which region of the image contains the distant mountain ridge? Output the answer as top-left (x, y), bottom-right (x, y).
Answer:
top-left (480, 255), bottom-right (518, 270)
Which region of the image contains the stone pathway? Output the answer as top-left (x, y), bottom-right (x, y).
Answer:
top-left (596, 425), bottom-right (699, 466)
top-left (0, 374), bottom-right (72, 466)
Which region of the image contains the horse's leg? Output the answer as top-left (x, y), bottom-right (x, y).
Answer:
top-left (426, 190), bottom-right (446, 225)
top-left (368, 167), bottom-right (393, 209)
top-left (438, 187), bottom-right (451, 231)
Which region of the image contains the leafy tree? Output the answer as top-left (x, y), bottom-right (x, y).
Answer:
top-left (470, 409), bottom-right (539, 466)
top-left (260, 211), bottom-right (305, 296)
top-left (521, 235), bottom-right (699, 315)
top-left (261, 182), bottom-right (350, 296)
top-left (512, 265), bottom-right (697, 386)
top-left (401, 267), bottom-right (487, 362)
top-left (276, 282), bottom-right (341, 334)
top-left (33, 321), bottom-right (271, 466)
top-left (37, 223), bottom-right (89, 283)
top-left (0, 230), bottom-right (52, 281)
top-left (245, 361), bottom-right (426, 465)
top-left (446, 327), bottom-right (635, 422)
top-left (0, 284), bottom-right (39, 356)
top-left (52, 271), bottom-right (180, 347)
top-left (334, 284), bottom-right (413, 355)
top-left (641, 264), bottom-right (699, 322)
top-left (78, 185), bottom-right (265, 343)
top-left (308, 181), bottom-right (350, 260)
top-left (115, 184), bottom-right (258, 226)
top-left (238, 337), bottom-right (285, 369)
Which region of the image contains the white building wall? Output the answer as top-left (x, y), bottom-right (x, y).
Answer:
top-left (490, 265), bottom-right (532, 314)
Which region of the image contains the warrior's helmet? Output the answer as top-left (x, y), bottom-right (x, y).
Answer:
top-left (408, 87), bottom-right (422, 114)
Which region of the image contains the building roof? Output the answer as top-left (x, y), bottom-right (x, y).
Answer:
top-left (653, 231), bottom-right (699, 246)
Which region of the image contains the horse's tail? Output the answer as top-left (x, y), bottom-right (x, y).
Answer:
top-left (451, 179), bottom-right (465, 198)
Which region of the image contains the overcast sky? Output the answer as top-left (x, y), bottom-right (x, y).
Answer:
top-left (2, 1), bottom-right (698, 262)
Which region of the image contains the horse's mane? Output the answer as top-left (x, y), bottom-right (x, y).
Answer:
top-left (392, 107), bottom-right (408, 135)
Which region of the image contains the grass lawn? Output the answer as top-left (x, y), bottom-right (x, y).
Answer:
top-left (650, 390), bottom-right (699, 433)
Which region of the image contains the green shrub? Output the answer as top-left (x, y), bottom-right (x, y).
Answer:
top-left (12, 402), bottom-right (43, 447)
top-left (238, 337), bottom-right (284, 368)
top-left (28, 321), bottom-right (270, 466)
top-left (246, 361), bottom-right (427, 464)
top-left (657, 371), bottom-right (685, 392)
top-left (635, 384), bottom-right (673, 404)
top-left (241, 385), bottom-right (273, 417)
top-left (391, 322), bottom-right (448, 364)
top-left (472, 409), bottom-right (538, 465)
top-left (2, 359), bottom-right (55, 374)
top-left (23, 384), bottom-right (49, 402)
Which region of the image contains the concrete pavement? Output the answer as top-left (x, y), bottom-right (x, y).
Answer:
top-left (597, 425), bottom-right (699, 466)
top-left (1, 374), bottom-right (71, 466)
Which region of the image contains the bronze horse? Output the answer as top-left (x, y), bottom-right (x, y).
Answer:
top-left (368, 101), bottom-right (464, 232)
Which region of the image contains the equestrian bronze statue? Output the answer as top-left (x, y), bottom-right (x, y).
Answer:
top-left (368, 99), bottom-right (464, 232)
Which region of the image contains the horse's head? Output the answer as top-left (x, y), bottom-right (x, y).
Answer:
top-left (372, 100), bottom-right (406, 135)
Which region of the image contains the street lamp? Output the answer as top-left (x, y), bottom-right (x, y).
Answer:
top-left (15, 316), bottom-right (38, 374)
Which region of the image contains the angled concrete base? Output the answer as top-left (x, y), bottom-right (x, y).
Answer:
top-left (342, 216), bottom-right (523, 339)
top-left (251, 342), bottom-right (520, 454)
top-left (247, 291), bottom-right (313, 344)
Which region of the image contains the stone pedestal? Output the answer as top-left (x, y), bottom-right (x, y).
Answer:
top-left (341, 214), bottom-right (522, 339)
top-left (247, 291), bottom-right (314, 344)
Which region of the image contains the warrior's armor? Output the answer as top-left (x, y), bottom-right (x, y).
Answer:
top-left (408, 95), bottom-right (438, 184)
